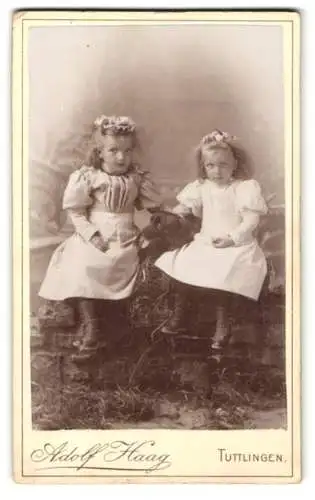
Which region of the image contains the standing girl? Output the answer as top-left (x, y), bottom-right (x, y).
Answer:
top-left (39, 115), bottom-right (161, 360)
top-left (154, 130), bottom-right (268, 350)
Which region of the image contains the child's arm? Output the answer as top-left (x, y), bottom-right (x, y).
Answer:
top-left (147, 180), bottom-right (202, 233)
top-left (213, 180), bottom-right (268, 247)
top-left (175, 180), bottom-right (203, 219)
top-left (228, 212), bottom-right (261, 246)
top-left (66, 209), bottom-right (108, 251)
top-left (172, 203), bottom-right (194, 217)
top-left (66, 208), bottom-right (99, 242)
top-left (213, 212), bottom-right (261, 248)
top-left (63, 167), bottom-right (107, 250)
top-left (221, 180), bottom-right (268, 247)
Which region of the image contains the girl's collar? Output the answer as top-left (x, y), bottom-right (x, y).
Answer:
top-left (99, 165), bottom-right (137, 178)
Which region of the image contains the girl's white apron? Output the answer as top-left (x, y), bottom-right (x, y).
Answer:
top-left (39, 212), bottom-right (139, 300)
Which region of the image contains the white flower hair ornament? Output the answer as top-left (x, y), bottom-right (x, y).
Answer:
top-left (202, 129), bottom-right (237, 145)
top-left (94, 114), bottom-right (107, 127)
top-left (93, 115), bottom-right (136, 134)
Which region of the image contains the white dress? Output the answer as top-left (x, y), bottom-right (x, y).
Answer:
top-left (155, 179), bottom-right (268, 301)
top-left (39, 165), bottom-right (160, 301)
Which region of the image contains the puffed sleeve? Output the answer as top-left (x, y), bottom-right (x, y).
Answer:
top-left (135, 170), bottom-right (162, 210)
top-left (62, 166), bottom-right (99, 241)
top-left (229, 180), bottom-right (268, 246)
top-left (236, 179), bottom-right (269, 215)
top-left (63, 165), bottom-right (94, 210)
top-left (175, 180), bottom-right (203, 218)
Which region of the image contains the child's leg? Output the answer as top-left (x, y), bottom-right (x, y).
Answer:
top-left (76, 298), bottom-right (101, 350)
top-left (162, 279), bottom-right (195, 334)
top-left (211, 291), bottom-right (232, 350)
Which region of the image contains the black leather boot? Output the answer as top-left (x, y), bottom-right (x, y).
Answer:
top-left (72, 299), bottom-right (101, 362)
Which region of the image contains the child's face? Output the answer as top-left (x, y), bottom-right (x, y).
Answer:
top-left (99, 134), bottom-right (134, 175)
top-left (202, 147), bottom-right (236, 185)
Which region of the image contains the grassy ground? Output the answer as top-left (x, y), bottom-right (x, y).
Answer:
top-left (31, 344), bottom-right (286, 430)
top-left (31, 257), bottom-right (286, 431)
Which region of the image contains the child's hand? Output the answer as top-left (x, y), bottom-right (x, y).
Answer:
top-left (90, 233), bottom-right (108, 252)
top-left (212, 236), bottom-right (234, 248)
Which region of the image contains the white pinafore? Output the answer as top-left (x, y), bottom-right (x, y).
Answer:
top-left (155, 179), bottom-right (268, 301)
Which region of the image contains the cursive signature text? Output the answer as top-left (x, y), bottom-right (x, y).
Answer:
top-left (31, 440), bottom-right (172, 473)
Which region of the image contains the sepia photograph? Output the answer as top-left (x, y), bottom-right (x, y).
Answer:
top-left (13, 10), bottom-right (300, 482)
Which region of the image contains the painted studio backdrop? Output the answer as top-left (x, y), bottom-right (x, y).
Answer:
top-left (29, 24), bottom-right (284, 312)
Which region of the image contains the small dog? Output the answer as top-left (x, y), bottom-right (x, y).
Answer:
top-left (139, 210), bottom-right (201, 260)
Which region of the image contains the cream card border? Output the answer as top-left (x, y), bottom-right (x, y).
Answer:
top-left (12, 10), bottom-right (300, 484)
